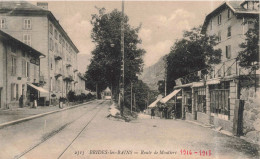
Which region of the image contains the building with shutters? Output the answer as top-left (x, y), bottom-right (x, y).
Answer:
top-left (0, 30), bottom-right (46, 109)
top-left (0, 1), bottom-right (80, 105)
top-left (173, 1), bottom-right (259, 136)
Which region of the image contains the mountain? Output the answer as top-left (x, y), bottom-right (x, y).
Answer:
top-left (139, 56), bottom-right (166, 90)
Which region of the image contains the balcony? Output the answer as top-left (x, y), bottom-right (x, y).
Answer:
top-left (55, 73), bottom-right (62, 79)
top-left (176, 58), bottom-right (256, 86)
top-left (54, 55), bottom-right (62, 61)
top-left (63, 75), bottom-right (74, 82)
top-left (73, 69), bottom-right (78, 72)
top-left (66, 63), bottom-right (72, 67)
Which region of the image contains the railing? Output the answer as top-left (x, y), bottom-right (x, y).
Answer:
top-left (177, 58), bottom-right (256, 85)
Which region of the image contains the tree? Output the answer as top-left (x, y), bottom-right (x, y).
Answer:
top-left (85, 8), bottom-right (146, 98)
top-left (166, 26), bottom-right (221, 92)
top-left (238, 18), bottom-right (259, 71)
top-left (124, 80), bottom-right (154, 111)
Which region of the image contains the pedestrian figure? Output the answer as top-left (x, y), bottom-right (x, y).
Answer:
top-left (164, 107), bottom-right (168, 119)
top-left (151, 108), bottom-right (155, 119)
top-left (159, 106), bottom-right (163, 119)
top-left (19, 95), bottom-right (23, 108)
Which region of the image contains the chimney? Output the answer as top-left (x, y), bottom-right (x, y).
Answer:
top-left (37, 2), bottom-right (48, 10)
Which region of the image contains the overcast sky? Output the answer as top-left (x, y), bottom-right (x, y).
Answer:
top-left (32, 0), bottom-right (226, 72)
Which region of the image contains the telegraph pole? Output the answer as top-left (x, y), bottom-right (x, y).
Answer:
top-left (120, 0), bottom-right (125, 115)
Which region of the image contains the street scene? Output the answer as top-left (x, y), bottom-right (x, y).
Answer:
top-left (0, 0), bottom-right (259, 159)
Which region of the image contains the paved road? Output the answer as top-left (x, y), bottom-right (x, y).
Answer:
top-left (0, 100), bottom-right (259, 159)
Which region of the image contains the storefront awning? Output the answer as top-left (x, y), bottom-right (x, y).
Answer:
top-left (148, 98), bottom-right (161, 108)
top-left (27, 83), bottom-right (49, 93)
top-left (174, 83), bottom-right (193, 89)
top-left (192, 82), bottom-right (204, 88)
top-left (160, 89), bottom-right (181, 104)
top-left (206, 79), bottom-right (220, 85)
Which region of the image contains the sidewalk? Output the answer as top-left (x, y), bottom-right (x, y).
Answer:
top-left (0, 101), bottom-right (94, 127)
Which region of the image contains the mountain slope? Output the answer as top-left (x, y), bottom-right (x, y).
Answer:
top-left (139, 56), bottom-right (165, 90)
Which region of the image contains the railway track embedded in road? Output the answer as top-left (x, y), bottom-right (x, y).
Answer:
top-left (15, 100), bottom-right (107, 159)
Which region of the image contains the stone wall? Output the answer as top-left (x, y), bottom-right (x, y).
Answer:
top-left (240, 86), bottom-right (260, 144)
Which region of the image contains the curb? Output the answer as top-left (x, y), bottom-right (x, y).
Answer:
top-left (0, 100), bottom-right (95, 129)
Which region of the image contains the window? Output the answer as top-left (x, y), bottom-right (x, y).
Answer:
top-left (24, 19), bottom-right (31, 29)
top-left (210, 82), bottom-right (230, 120)
top-left (59, 34), bottom-right (61, 43)
top-left (22, 60), bottom-right (26, 77)
top-left (23, 34), bottom-right (31, 46)
top-left (195, 87), bottom-right (206, 113)
top-left (226, 45), bottom-right (231, 59)
top-left (0, 18), bottom-right (6, 29)
top-left (227, 26), bottom-right (231, 37)
top-left (11, 56), bottom-right (16, 76)
top-left (49, 23), bottom-right (53, 34)
top-left (49, 38), bottom-right (54, 51)
top-left (54, 29), bottom-right (57, 39)
top-left (217, 14), bottom-right (222, 25)
top-left (55, 43), bottom-right (58, 53)
top-left (50, 77), bottom-right (53, 91)
top-left (34, 65), bottom-right (37, 80)
top-left (26, 62), bottom-right (30, 77)
top-left (218, 31), bottom-right (221, 42)
top-left (228, 9), bottom-right (232, 19)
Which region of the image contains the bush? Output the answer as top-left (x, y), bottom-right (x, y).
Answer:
top-left (67, 91), bottom-right (76, 102)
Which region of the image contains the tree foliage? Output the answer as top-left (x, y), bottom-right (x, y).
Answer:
top-left (166, 26), bottom-right (221, 92)
top-left (85, 8), bottom-right (146, 97)
top-left (238, 18), bottom-right (259, 71)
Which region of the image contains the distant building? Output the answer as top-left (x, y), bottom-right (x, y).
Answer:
top-left (172, 1), bottom-right (259, 136)
top-left (0, 30), bottom-right (46, 109)
top-left (0, 1), bottom-right (80, 105)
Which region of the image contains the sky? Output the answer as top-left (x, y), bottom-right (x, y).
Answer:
top-left (31, 0), bottom-right (227, 73)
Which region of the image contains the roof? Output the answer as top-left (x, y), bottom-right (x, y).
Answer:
top-left (0, 1), bottom-right (79, 53)
top-left (0, 30), bottom-right (45, 58)
top-left (201, 1), bottom-right (259, 34)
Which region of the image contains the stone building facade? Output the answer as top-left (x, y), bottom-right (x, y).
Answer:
top-left (0, 1), bottom-right (80, 105)
top-left (0, 30), bottom-right (45, 109)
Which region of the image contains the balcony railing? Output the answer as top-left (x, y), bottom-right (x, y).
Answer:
top-left (177, 58), bottom-right (256, 85)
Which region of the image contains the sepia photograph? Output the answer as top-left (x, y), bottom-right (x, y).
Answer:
top-left (0, 0), bottom-right (259, 158)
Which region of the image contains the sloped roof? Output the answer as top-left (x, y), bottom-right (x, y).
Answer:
top-left (0, 30), bottom-right (45, 57)
top-left (201, 1), bottom-right (259, 34)
top-left (0, 1), bottom-right (79, 53)
top-left (0, 1), bottom-right (46, 11)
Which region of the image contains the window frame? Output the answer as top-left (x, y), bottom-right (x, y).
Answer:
top-left (225, 45), bottom-right (231, 59)
top-left (217, 14), bottom-right (222, 25)
top-left (23, 34), bottom-right (31, 46)
top-left (227, 26), bottom-right (231, 38)
top-left (49, 23), bottom-right (53, 34)
top-left (11, 56), bottom-right (16, 76)
top-left (0, 18), bottom-right (6, 29)
top-left (23, 19), bottom-right (32, 30)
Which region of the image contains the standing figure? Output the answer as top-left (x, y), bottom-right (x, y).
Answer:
top-left (19, 95), bottom-right (23, 108)
top-left (151, 108), bottom-right (155, 119)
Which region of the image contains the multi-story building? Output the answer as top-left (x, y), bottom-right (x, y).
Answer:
top-left (170, 1), bottom-right (259, 135)
top-left (0, 30), bottom-right (46, 109)
top-left (0, 1), bottom-right (79, 105)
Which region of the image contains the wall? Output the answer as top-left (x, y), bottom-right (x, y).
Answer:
top-left (240, 86), bottom-right (260, 144)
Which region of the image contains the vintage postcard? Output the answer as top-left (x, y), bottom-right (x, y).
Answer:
top-left (0, 0), bottom-right (259, 159)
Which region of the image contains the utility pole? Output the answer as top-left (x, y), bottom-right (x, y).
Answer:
top-left (131, 81), bottom-right (133, 113)
top-left (165, 61), bottom-right (167, 97)
top-left (120, 0), bottom-right (125, 116)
